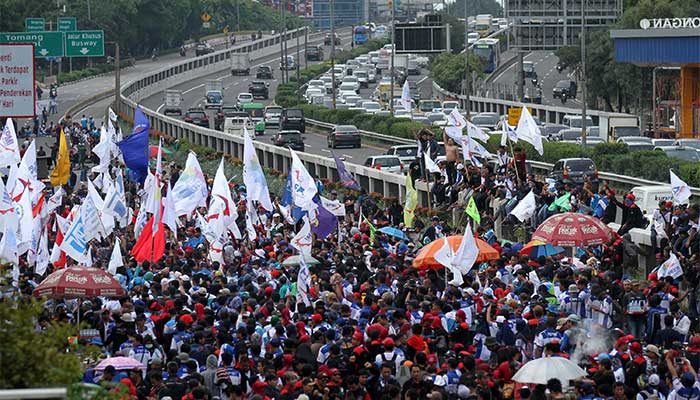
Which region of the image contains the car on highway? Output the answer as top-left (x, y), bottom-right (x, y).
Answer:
top-left (652, 138), bottom-right (675, 147)
top-left (426, 112), bottom-right (448, 125)
top-left (407, 59), bottom-right (420, 75)
top-left (576, 137), bottom-right (606, 147)
top-left (522, 61), bottom-right (537, 79)
top-left (353, 70), bottom-right (370, 88)
top-left (364, 155), bottom-right (403, 174)
top-left (184, 108), bottom-right (209, 128)
top-left (304, 87), bottom-right (323, 102)
top-left (674, 138), bottom-right (700, 149)
top-left (215, 106), bottom-right (246, 131)
top-left (523, 82), bottom-right (542, 104)
top-left (237, 93), bottom-right (254, 107)
top-left (264, 105), bottom-right (283, 127)
top-left (549, 158), bottom-right (598, 185)
top-left (324, 33), bottom-right (341, 45)
top-left (341, 76), bottom-right (360, 92)
top-left (563, 115), bottom-right (594, 130)
top-left (386, 145), bottom-right (419, 164)
top-left (553, 80), bottom-right (577, 101)
top-left (308, 80), bottom-right (325, 90)
top-left (224, 116), bottom-right (255, 138)
top-left (242, 103), bottom-right (266, 135)
top-left (281, 108), bottom-right (305, 133)
top-left (272, 130), bottom-right (304, 151)
top-left (195, 42), bottom-right (214, 56)
top-left (362, 101), bottom-right (382, 114)
top-left (375, 58), bottom-right (390, 73)
top-left (328, 125), bottom-right (361, 148)
top-left (408, 80), bottom-right (422, 103)
top-left (419, 100), bottom-right (442, 113)
top-left (281, 55), bottom-right (297, 70)
top-left (471, 112), bottom-right (500, 130)
top-left (256, 65), bottom-right (274, 79)
top-left (306, 45), bottom-right (324, 61)
top-left (617, 136), bottom-right (654, 151)
top-left (557, 129), bottom-right (584, 142)
top-left (205, 91), bottom-right (223, 109)
top-left (343, 95), bottom-right (362, 107)
top-left (442, 100), bottom-right (460, 113)
top-left (542, 123), bottom-right (568, 140)
top-left (467, 32), bottom-right (480, 46)
top-left (654, 146), bottom-right (700, 162)
top-left (248, 81), bottom-right (269, 99)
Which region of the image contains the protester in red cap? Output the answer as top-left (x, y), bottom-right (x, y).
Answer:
top-left (611, 192), bottom-right (645, 235)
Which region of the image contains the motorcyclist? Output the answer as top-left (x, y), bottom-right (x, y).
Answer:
top-left (179, 45), bottom-right (186, 57)
top-left (151, 48), bottom-right (158, 61)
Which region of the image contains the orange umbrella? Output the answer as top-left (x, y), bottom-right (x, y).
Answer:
top-left (413, 235), bottom-right (500, 270)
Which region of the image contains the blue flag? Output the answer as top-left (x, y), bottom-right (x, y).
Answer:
top-left (117, 106), bottom-right (149, 183)
top-left (332, 151), bottom-right (361, 191)
top-left (282, 168), bottom-right (304, 223)
top-left (311, 197), bottom-right (337, 238)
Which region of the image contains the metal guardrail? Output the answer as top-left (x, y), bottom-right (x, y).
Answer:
top-left (0, 389), bottom-right (67, 399)
top-left (306, 118), bottom-right (414, 146)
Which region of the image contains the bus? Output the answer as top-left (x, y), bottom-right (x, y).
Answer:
top-left (472, 38), bottom-right (500, 73)
top-left (354, 25), bottom-right (369, 45)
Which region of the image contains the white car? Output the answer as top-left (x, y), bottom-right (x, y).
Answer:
top-left (308, 80), bottom-right (325, 90)
top-left (364, 155), bottom-right (403, 174)
top-left (386, 145), bottom-right (419, 164)
top-left (236, 93), bottom-right (253, 106)
top-left (442, 100), bottom-right (460, 112)
top-left (353, 70), bottom-right (369, 88)
top-left (362, 101), bottom-right (382, 114)
top-left (343, 95), bottom-right (362, 107)
top-left (341, 76), bottom-right (360, 92)
top-left (339, 82), bottom-right (359, 94)
top-left (264, 106), bottom-right (283, 127)
top-left (467, 32), bottom-right (480, 45)
top-left (304, 87), bottom-right (323, 100)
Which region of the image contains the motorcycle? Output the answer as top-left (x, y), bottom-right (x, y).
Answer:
top-left (556, 63), bottom-right (565, 73)
top-left (560, 92), bottom-right (567, 104)
top-left (179, 46), bottom-right (186, 57)
top-left (49, 83), bottom-right (58, 99)
top-left (151, 48), bottom-right (158, 61)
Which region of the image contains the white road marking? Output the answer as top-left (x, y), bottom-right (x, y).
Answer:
top-left (417, 76), bottom-right (429, 84)
top-left (342, 154), bottom-right (353, 159)
top-left (183, 84), bottom-right (205, 94)
top-left (156, 104), bottom-right (165, 113)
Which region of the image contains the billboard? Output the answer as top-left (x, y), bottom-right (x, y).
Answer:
top-left (395, 23), bottom-right (449, 53)
top-left (0, 43), bottom-right (35, 118)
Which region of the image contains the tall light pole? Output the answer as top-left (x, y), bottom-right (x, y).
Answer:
top-left (389, 0), bottom-right (395, 114)
top-left (331, 0), bottom-right (337, 109)
top-left (283, 0), bottom-right (289, 84)
top-left (280, 1), bottom-right (285, 84)
top-left (464, 0), bottom-right (470, 117)
top-left (580, 0), bottom-right (587, 145)
top-left (296, 18), bottom-right (301, 83)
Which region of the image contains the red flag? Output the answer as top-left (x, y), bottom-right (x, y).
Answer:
top-left (33, 193), bottom-right (45, 218)
top-left (131, 214), bottom-right (165, 263)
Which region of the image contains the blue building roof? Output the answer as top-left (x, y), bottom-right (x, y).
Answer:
top-left (611, 29), bottom-right (700, 65)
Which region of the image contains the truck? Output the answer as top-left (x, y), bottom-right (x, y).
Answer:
top-left (231, 53), bottom-right (251, 75)
top-left (163, 90), bottom-right (183, 116)
top-left (393, 54), bottom-right (409, 69)
top-left (475, 14), bottom-right (493, 37)
top-left (204, 80), bottom-right (224, 109)
top-left (598, 114), bottom-right (641, 142)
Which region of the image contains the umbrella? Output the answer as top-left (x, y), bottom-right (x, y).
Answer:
top-left (512, 357), bottom-right (587, 385)
top-left (282, 255), bottom-right (322, 267)
top-left (532, 212), bottom-right (614, 247)
top-left (33, 267), bottom-right (125, 298)
top-left (413, 235), bottom-right (499, 270)
top-left (378, 226), bottom-right (408, 240)
top-left (149, 145), bottom-right (172, 158)
top-left (94, 356), bottom-right (144, 371)
top-left (520, 239), bottom-right (565, 258)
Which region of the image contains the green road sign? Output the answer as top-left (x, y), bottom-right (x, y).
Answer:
top-left (0, 31), bottom-right (64, 57)
top-left (65, 30), bottom-right (104, 57)
top-left (58, 17), bottom-right (77, 32)
top-left (25, 18), bottom-right (45, 32)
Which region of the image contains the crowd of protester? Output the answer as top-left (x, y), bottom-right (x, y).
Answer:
top-left (9, 122), bottom-right (700, 400)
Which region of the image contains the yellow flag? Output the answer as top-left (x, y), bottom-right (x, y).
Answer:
top-left (49, 129), bottom-right (70, 186)
top-left (404, 172), bottom-right (418, 227)
top-left (465, 196), bottom-right (480, 224)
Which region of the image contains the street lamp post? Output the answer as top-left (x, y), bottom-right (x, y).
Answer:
top-left (389, 0), bottom-right (395, 114)
top-left (331, 0), bottom-right (336, 109)
top-left (464, 0), bottom-right (470, 117)
top-left (580, 0), bottom-right (587, 145)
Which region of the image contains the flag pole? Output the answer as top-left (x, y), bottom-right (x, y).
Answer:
top-left (506, 137), bottom-right (521, 185)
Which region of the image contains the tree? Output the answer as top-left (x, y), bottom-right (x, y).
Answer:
top-left (0, 299), bottom-right (93, 389)
top-left (554, 45), bottom-right (580, 68)
top-left (430, 52), bottom-right (484, 93)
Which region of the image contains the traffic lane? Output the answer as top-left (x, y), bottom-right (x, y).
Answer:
top-left (490, 52), bottom-right (540, 87)
top-left (534, 52), bottom-right (583, 107)
top-left (140, 31), bottom-right (353, 112)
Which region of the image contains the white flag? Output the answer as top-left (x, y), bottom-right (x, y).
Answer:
top-left (212, 158), bottom-right (235, 216)
top-left (171, 152), bottom-right (208, 217)
top-left (290, 216), bottom-right (313, 257)
top-left (243, 129), bottom-right (273, 211)
top-left (35, 227), bottom-right (49, 276)
top-left (510, 191), bottom-right (538, 222)
top-left (60, 209), bottom-right (87, 263)
top-left (297, 253), bottom-right (312, 307)
top-left (424, 152), bottom-right (440, 174)
top-left (0, 118), bottom-right (21, 168)
top-left (109, 107), bottom-right (118, 122)
top-left (162, 183), bottom-right (178, 237)
top-left (15, 183), bottom-right (34, 252)
top-left (103, 170), bottom-right (128, 224)
top-left (452, 223), bottom-right (479, 275)
top-left (466, 120), bottom-right (490, 142)
top-left (401, 80), bottom-right (412, 112)
top-left (0, 180), bottom-right (16, 237)
top-left (320, 196), bottom-right (346, 217)
top-left (20, 140), bottom-right (38, 180)
top-left (91, 126), bottom-right (113, 173)
top-left (0, 219), bottom-right (19, 267)
top-left (434, 236), bottom-right (454, 269)
top-left (290, 149), bottom-right (318, 211)
top-left (209, 234), bottom-right (227, 265)
top-left (134, 206), bottom-right (149, 238)
top-left (515, 106), bottom-right (543, 155)
top-left (657, 252), bottom-right (683, 279)
top-left (447, 108), bottom-right (467, 130)
top-left (245, 202), bottom-right (258, 241)
top-left (670, 170), bottom-right (691, 205)
top-left (108, 237), bottom-right (124, 275)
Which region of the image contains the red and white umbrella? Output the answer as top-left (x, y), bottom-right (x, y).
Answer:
top-left (94, 356), bottom-right (144, 371)
top-left (532, 212), bottom-right (614, 247)
top-left (32, 266), bottom-right (125, 299)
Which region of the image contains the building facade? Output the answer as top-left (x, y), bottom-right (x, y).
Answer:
top-left (505, 0), bottom-right (622, 50)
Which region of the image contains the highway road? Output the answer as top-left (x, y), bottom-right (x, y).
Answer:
top-left (140, 31), bottom-right (436, 168)
top-left (490, 51), bottom-right (583, 108)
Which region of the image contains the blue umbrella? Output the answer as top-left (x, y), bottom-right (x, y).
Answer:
top-left (378, 226), bottom-right (408, 240)
top-left (520, 239), bottom-right (565, 258)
